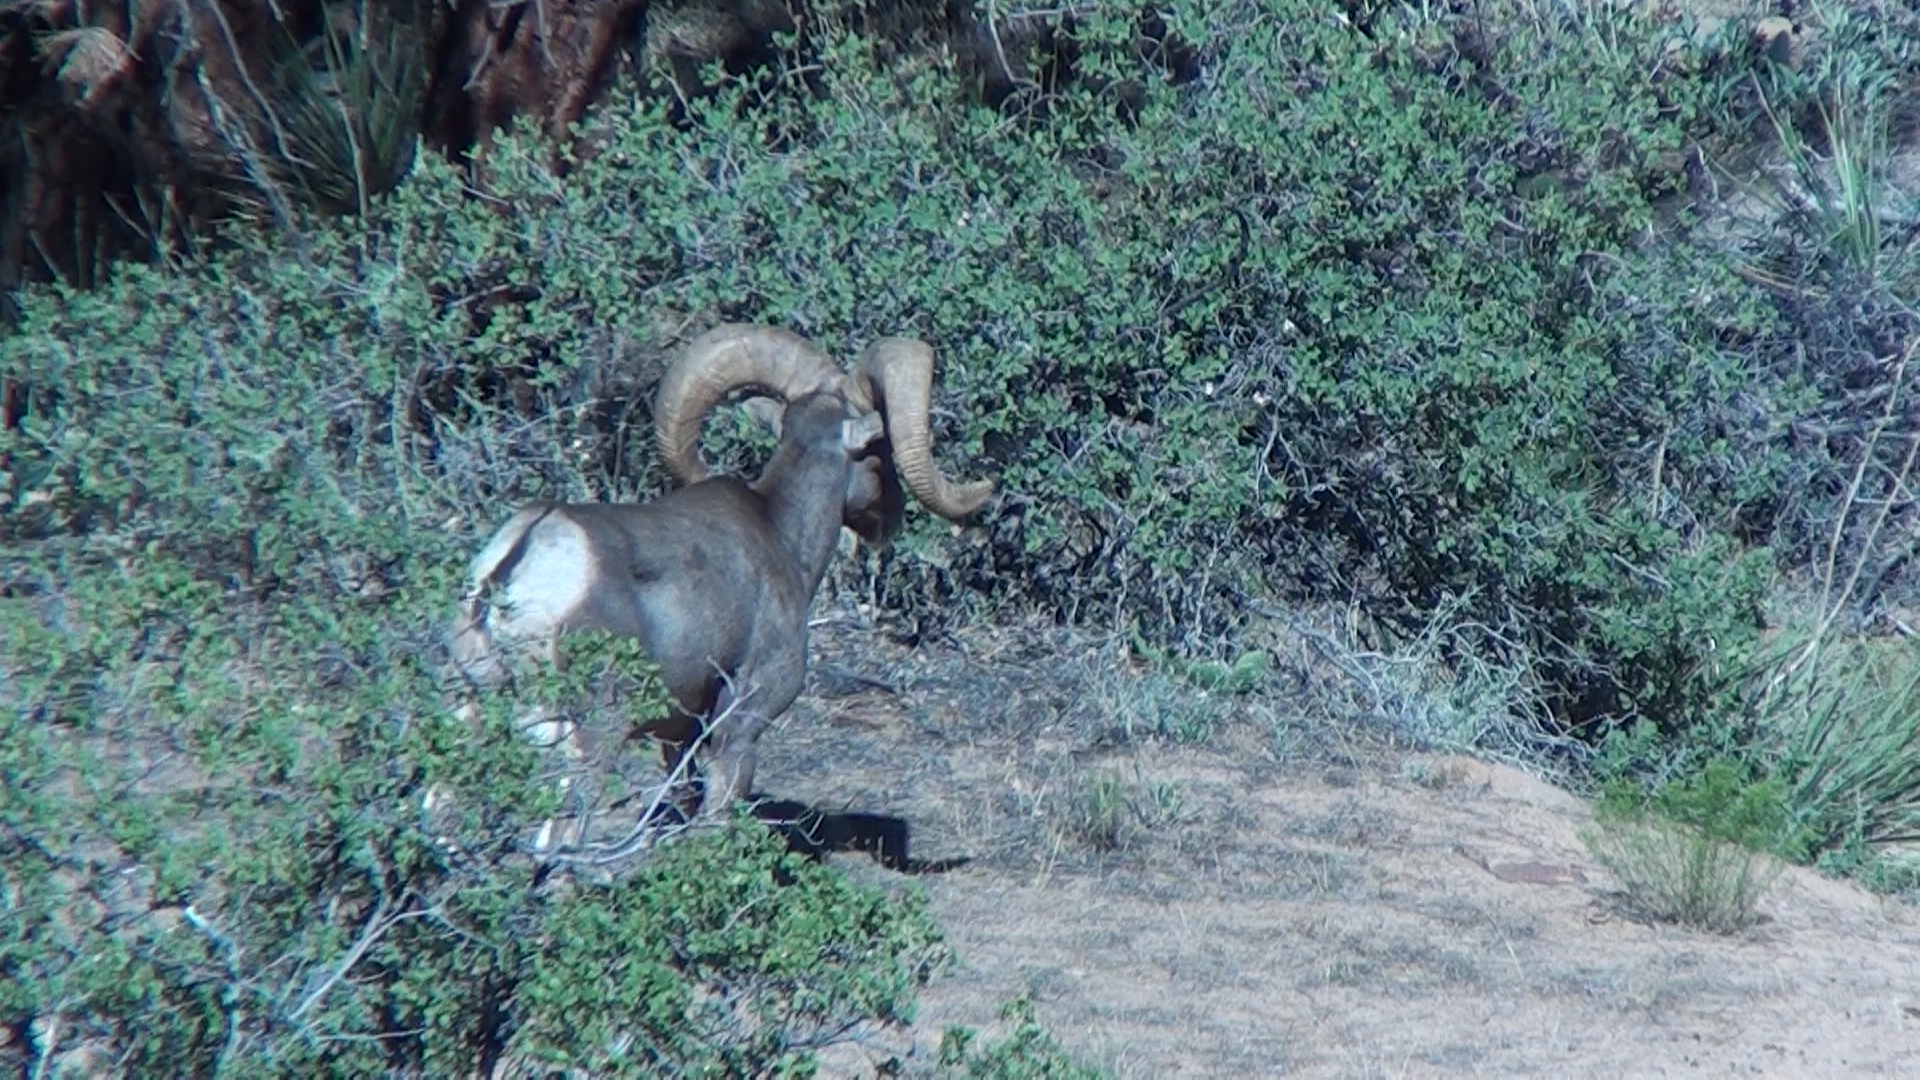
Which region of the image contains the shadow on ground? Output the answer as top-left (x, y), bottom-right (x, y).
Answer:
top-left (748, 795), bottom-right (973, 875)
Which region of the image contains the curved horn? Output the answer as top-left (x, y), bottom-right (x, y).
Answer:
top-left (654, 324), bottom-right (845, 484)
top-left (853, 338), bottom-right (995, 520)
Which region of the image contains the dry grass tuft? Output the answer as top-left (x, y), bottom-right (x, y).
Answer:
top-left (1063, 767), bottom-right (1185, 855)
top-left (1582, 817), bottom-right (1784, 934)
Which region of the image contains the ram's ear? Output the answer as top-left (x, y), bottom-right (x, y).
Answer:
top-left (841, 410), bottom-right (885, 451)
top-left (742, 396), bottom-right (784, 436)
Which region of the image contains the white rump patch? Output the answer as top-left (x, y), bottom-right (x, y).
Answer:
top-left (443, 507), bottom-right (602, 854)
top-left (464, 507), bottom-right (598, 650)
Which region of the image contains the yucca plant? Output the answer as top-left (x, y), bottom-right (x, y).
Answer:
top-left (1746, 330), bottom-right (1920, 860)
top-left (1750, 3), bottom-right (1912, 284)
top-left (262, 1), bottom-right (433, 217)
top-left (1757, 631), bottom-right (1920, 855)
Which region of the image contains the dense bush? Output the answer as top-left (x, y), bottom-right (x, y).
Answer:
top-left (0, 560), bottom-right (948, 1072)
top-left (12, 2), bottom-right (1908, 734)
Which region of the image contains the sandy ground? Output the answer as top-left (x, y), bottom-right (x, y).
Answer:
top-left (700, 617), bottom-right (1920, 1079)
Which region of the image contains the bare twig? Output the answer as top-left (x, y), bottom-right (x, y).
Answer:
top-left (184, 904), bottom-right (243, 968)
top-left (982, 0), bottom-right (1035, 97)
top-left (29, 1011), bottom-right (60, 1080)
top-left (1795, 341), bottom-right (1917, 686)
top-left (288, 892), bottom-right (396, 1022)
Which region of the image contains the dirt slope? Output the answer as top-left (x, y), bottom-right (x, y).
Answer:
top-left (741, 617), bottom-right (1920, 1078)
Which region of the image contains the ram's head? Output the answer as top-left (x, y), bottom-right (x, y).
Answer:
top-left (652, 323), bottom-right (996, 545)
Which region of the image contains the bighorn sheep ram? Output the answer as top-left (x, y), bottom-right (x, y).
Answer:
top-left (445, 323), bottom-right (994, 848)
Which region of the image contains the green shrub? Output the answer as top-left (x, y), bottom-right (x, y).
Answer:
top-left (649, 0), bottom-right (1786, 738)
top-left (937, 995), bottom-right (1108, 1080)
top-left (1582, 814), bottom-right (1785, 935)
top-left (509, 821), bottom-right (947, 1077)
top-left (1585, 757), bottom-right (1796, 933)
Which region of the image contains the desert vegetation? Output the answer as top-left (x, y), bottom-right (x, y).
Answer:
top-left (3, 0), bottom-right (1918, 1074)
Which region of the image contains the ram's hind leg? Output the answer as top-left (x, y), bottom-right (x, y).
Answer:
top-left (697, 688), bottom-right (771, 822)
